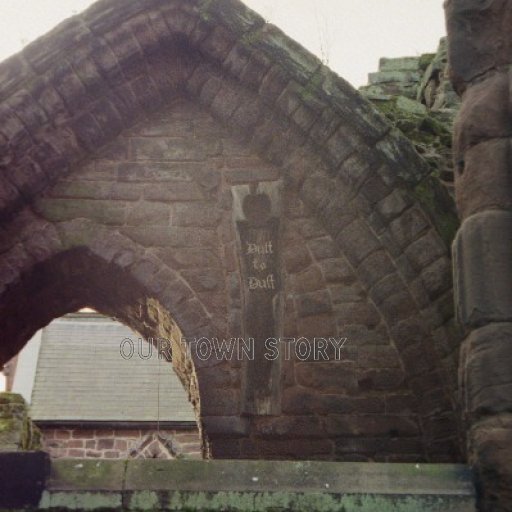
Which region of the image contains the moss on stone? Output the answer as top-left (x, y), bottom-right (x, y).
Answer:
top-left (50, 460), bottom-right (126, 490)
top-left (197, 0), bottom-right (215, 22)
top-left (0, 417), bottom-right (15, 433)
top-left (47, 491), bottom-right (123, 510)
top-left (369, 94), bottom-right (456, 224)
top-left (240, 29), bottom-right (263, 46)
top-left (413, 176), bottom-right (459, 247)
top-left (0, 393), bottom-right (26, 405)
top-left (419, 53), bottom-right (436, 71)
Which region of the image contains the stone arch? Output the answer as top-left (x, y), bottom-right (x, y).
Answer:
top-left (0, 0), bottom-right (463, 460)
top-left (0, 217), bottom-right (236, 458)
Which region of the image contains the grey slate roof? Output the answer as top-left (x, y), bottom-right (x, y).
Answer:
top-left (30, 314), bottom-right (196, 423)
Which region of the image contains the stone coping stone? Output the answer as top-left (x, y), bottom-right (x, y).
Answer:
top-left (39, 490), bottom-right (476, 512)
top-left (0, 458), bottom-right (477, 511)
top-left (46, 459), bottom-right (475, 495)
top-left (369, 70), bottom-right (422, 85)
top-left (379, 57), bottom-right (421, 72)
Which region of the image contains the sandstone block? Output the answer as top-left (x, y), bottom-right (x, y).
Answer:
top-left (173, 204), bottom-right (222, 228)
top-left (461, 323), bottom-right (512, 420)
top-left (403, 229), bottom-right (447, 272)
top-left (420, 257), bottom-right (453, 300)
top-left (446, 0), bottom-right (512, 90)
top-left (90, 97), bottom-right (124, 141)
top-left (69, 112), bottom-right (104, 153)
top-left (388, 207), bottom-right (430, 250)
top-left (200, 25), bottom-right (237, 63)
top-left (453, 71), bottom-right (511, 157)
top-left (469, 417), bottom-right (512, 512)
top-left (295, 362), bottom-right (358, 393)
top-left (338, 149), bottom-right (378, 192)
top-left (356, 250), bottom-right (395, 289)
top-left (296, 290), bottom-right (332, 317)
top-left (296, 314), bottom-right (336, 339)
top-left (125, 202), bottom-right (170, 226)
top-left (131, 137), bottom-right (220, 161)
top-left (385, 394), bottom-right (418, 415)
top-left (400, 343), bottom-right (436, 376)
top-left (122, 226), bottom-right (215, 249)
top-left (201, 416), bottom-right (249, 438)
top-left (181, 269), bottom-right (223, 292)
top-left (309, 108), bottom-right (341, 146)
top-left (0, 54), bottom-right (29, 98)
top-left (293, 266), bottom-right (324, 293)
top-left (376, 129), bottom-right (430, 184)
top-left (453, 210), bottom-right (512, 327)
top-left (259, 64), bottom-right (290, 104)
top-left (375, 189), bottom-right (412, 223)
top-left (357, 369), bottom-right (405, 391)
top-left (240, 438), bottom-right (333, 458)
top-left (325, 414), bottom-right (420, 437)
top-left (223, 42), bottom-right (252, 77)
top-left (283, 243), bottom-right (312, 274)
top-left (335, 219), bottom-right (380, 266)
top-left (319, 258), bottom-right (354, 284)
top-left (144, 182), bottom-right (204, 202)
top-left (455, 138), bottom-right (512, 219)
top-left (51, 62), bottom-right (89, 115)
top-left (209, 438), bottom-right (241, 458)
top-left (324, 125), bottom-right (359, 169)
top-left (379, 57), bottom-right (420, 72)
top-left (253, 416), bottom-right (324, 439)
top-left (7, 159), bottom-right (48, 198)
top-left (239, 50), bottom-right (272, 90)
top-left (358, 345), bottom-right (400, 369)
top-left (329, 283), bottom-right (365, 304)
top-left (369, 70), bottom-right (421, 85)
top-left (225, 167), bottom-right (280, 184)
top-left (335, 302), bottom-right (380, 329)
top-left (35, 198), bottom-right (125, 225)
top-left (282, 387), bottom-right (384, 415)
top-left (6, 91), bottom-right (48, 131)
top-left (361, 173), bottom-right (392, 205)
top-left (209, 83), bottom-right (244, 122)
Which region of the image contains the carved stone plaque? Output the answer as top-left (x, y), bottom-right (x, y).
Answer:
top-left (232, 182), bottom-right (282, 415)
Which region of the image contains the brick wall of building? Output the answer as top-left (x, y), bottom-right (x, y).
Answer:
top-left (41, 427), bottom-right (201, 459)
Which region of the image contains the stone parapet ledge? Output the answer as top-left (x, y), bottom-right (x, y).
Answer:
top-left (31, 459), bottom-right (476, 511)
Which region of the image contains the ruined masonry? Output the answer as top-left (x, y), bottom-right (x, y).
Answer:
top-left (447, 1), bottom-right (512, 511)
top-left (0, 0), bottom-right (462, 464)
top-left (0, 0), bottom-right (508, 509)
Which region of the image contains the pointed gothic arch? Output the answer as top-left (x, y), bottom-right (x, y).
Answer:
top-left (0, 0), bottom-right (463, 461)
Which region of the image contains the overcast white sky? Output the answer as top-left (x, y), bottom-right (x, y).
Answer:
top-left (0, 0), bottom-right (446, 391)
top-left (0, 0), bottom-right (447, 88)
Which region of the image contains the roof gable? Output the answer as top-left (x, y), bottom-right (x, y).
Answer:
top-left (31, 315), bottom-right (195, 423)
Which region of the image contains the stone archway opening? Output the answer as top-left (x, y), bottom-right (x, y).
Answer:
top-left (0, 245), bottom-right (207, 455)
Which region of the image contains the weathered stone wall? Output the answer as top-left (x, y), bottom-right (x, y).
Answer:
top-left (446, 1), bottom-right (512, 510)
top-left (28, 97), bottom-right (437, 462)
top-left (0, 393), bottom-right (41, 452)
top-left (0, 0), bottom-right (464, 462)
top-left (0, 457), bottom-right (477, 511)
top-left (41, 427), bottom-right (201, 459)
top-left (360, 39), bottom-right (460, 191)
